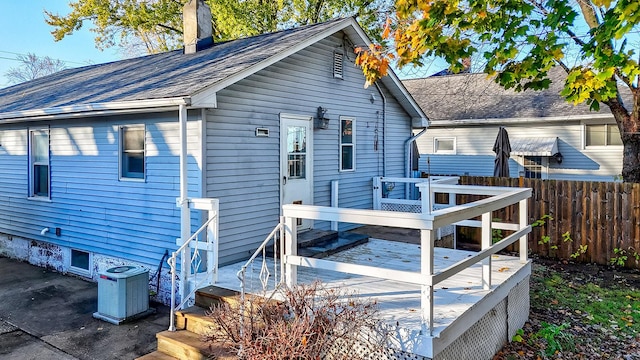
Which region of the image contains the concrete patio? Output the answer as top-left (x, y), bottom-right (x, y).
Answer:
top-left (0, 256), bottom-right (170, 360)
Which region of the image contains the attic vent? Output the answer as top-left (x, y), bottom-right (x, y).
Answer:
top-left (333, 51), bottom-right (344, 79)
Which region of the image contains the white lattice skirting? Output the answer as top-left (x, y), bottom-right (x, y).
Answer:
top-left (323, 276), bottom-right (530, 360)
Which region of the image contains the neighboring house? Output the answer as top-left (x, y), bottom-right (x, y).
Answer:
top-left (403, 67), bottom-right (625, 181)
top-left (0, 9), bottom-right (427, 303)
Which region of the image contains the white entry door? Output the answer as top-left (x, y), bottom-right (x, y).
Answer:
top-left (280, 114), bottom-right (313, 230)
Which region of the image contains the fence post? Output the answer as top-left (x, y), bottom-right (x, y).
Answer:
top-left (373, 177), bottom-right (382, 210)
top-left (519, 199), bottom-right (528, 263)
top-left (481, 211), bottom-right (492, 290)
top-left (284, 215), bottom-right (298, 287)
top-left (421, 228), bottom-right (435, 336)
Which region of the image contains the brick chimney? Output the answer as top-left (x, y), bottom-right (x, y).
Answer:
top-left (183, 0), bottom-right (213, 54)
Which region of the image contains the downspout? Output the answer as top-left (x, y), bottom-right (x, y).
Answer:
top-left (405, 127), bottom-right (427, 199)
top-left (179, 104), bottom-right (191, 303)
top-left (373, 82), bottom-right (387, 176)
top-left (406, 128), bottom-right (427, 178)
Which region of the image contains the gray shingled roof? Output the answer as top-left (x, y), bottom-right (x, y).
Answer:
top-left (0, 18), bottom-right (347, 113)
top-left (403, 67), bottom-right (621, 122)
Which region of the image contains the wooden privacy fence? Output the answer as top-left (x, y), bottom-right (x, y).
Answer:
top-left (452, 176), bottom-right (640, 268)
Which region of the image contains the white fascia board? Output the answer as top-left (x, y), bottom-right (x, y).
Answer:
top-left (428, 113), bottom-right (614, 127)
top-left (0, 97), bottom-right (191, 123)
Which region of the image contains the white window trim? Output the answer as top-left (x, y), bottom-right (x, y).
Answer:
top-left (582, 121), bottom-right (623, 150)
top-left (68, 248), bottom-right (92, 277)
top-left (339, 116), bottom-right (356, 172)
top-left (119, 125), bottom-right (146, 181)
top-left (28, 127), bottom-right (51, 200)
top-left (433, 137), bottom-right (456, 154)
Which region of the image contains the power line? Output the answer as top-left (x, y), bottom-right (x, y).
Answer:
top-left (0, 50), bottom-right (92, 66)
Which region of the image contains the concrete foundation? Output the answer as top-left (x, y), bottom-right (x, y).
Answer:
top-left (0, 232), bottom-right (174, 305)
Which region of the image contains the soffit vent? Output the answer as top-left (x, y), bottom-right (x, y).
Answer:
top-left (333, 51), bottom-right (344, 79)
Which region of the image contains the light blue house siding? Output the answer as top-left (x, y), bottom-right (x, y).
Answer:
top-left (205, 33), bottom-right (415, 265)
top-left (417, 120), bottom-right (622, 182)
top-left (0, 113), bottom-right (202, 271)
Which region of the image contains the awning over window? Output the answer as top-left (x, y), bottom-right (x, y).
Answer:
top-left (510, 137), bottom-right (559, 156)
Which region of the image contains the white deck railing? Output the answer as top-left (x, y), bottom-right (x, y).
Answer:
top-left (168, 198), bottom-right (219, 332)
top-left (281, 183), bottom-right (531, 336)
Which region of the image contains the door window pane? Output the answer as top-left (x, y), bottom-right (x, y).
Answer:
top-left (287, 126), bottom-right (306, 179)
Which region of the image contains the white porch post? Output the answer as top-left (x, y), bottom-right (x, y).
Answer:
top-left (519, 199), bottom-right (528, 263)
top-left (179, 104), bottom-right (191, 303)
top-left (207, 200), bottom-right (219, 284)
top-left (421, 228), bottom-right (435, 336)
top-left (373, 177), bottom-right (382, 210)
top-left (331, 180), bottom-right (339, 231)
top-left (481, 211), bottom-right (492, 290)
top-left (284, 215), bottom-right (297, 287)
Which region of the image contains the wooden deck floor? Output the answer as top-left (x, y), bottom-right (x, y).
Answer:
top-left (216, 238), bottom-right (529, 335)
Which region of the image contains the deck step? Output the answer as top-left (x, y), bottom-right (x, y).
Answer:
top-left (135, 350), bottom-right (178, 360)
top-left (195, 286), bottom-right (240, 309)
top-left (298, 232), bottom-right (369, 258)
top-left (297, 229), bottom-right (339, 248)
top-left (176, 306), bottom-right (218, 336)
top-left (156, 330), bottom-right (235, 360)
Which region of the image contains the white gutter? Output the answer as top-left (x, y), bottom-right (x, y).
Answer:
top-left (0, 97), bottom-right (191, 123)
top-left (429, 113), bottom-right (614, 127)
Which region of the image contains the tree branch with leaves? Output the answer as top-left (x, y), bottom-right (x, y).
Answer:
top-left (357, 0), bottom-right (640, 182)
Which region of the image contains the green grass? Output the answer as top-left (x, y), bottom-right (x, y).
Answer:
top-left (531, 267), bottom-right (640, 334)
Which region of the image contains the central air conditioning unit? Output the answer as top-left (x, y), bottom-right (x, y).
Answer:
top-left (93, 265), bottom-right (154, 325)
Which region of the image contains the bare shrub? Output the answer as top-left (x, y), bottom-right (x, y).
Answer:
top-left (205, 281), bottom-right (389, 359)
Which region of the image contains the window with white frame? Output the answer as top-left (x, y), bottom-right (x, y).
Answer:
top-left (585, 124), bottom-right (622, 147)
top-left (340, 117), bottom-right (355, 171)
top-left (120, 125), bottom-right (145, 179)
top-left (434, 137), bottom-right (456, 154)
top-left (29, 128), bottom-right (50, 198)
top-left (523, 156), bottom-right (544, 179)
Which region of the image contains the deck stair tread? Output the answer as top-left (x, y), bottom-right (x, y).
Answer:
top-left (298, 232), bottom-right (369, 258)
top-left (135, 350), bottom-right (178, 360)
top-left (176, 305), bottom-right (218, 336)
top-left (195, 286), bottom-right (240, 309)
top-left (156, 330), bottom-right (236, 360)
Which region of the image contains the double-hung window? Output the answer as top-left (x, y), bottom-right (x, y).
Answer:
top-left (120, 125), bottom-right (145, 180)
top-left (340, 117), bottom-right (355, 171)
top-left (585, 124), bottom-right (622, 147)
top-left (29, 128), bottom-right (50, 198)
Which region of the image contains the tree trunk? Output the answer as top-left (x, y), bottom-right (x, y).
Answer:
top-left (622, 134), bottom-right (640, 183)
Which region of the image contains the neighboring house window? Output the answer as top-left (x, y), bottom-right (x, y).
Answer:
top-left (340, 117), bottom-right (355, 171)
top-left (120, 125), bottom-right (145, 180)
top-left (523, 156), bottom-right (544, 179)
top-left (585, 124), bottom-right (622, 147)
top-left (29, 128), bottom-right (50, 198)
top-left (434, 137), bottom-right (456, 154)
